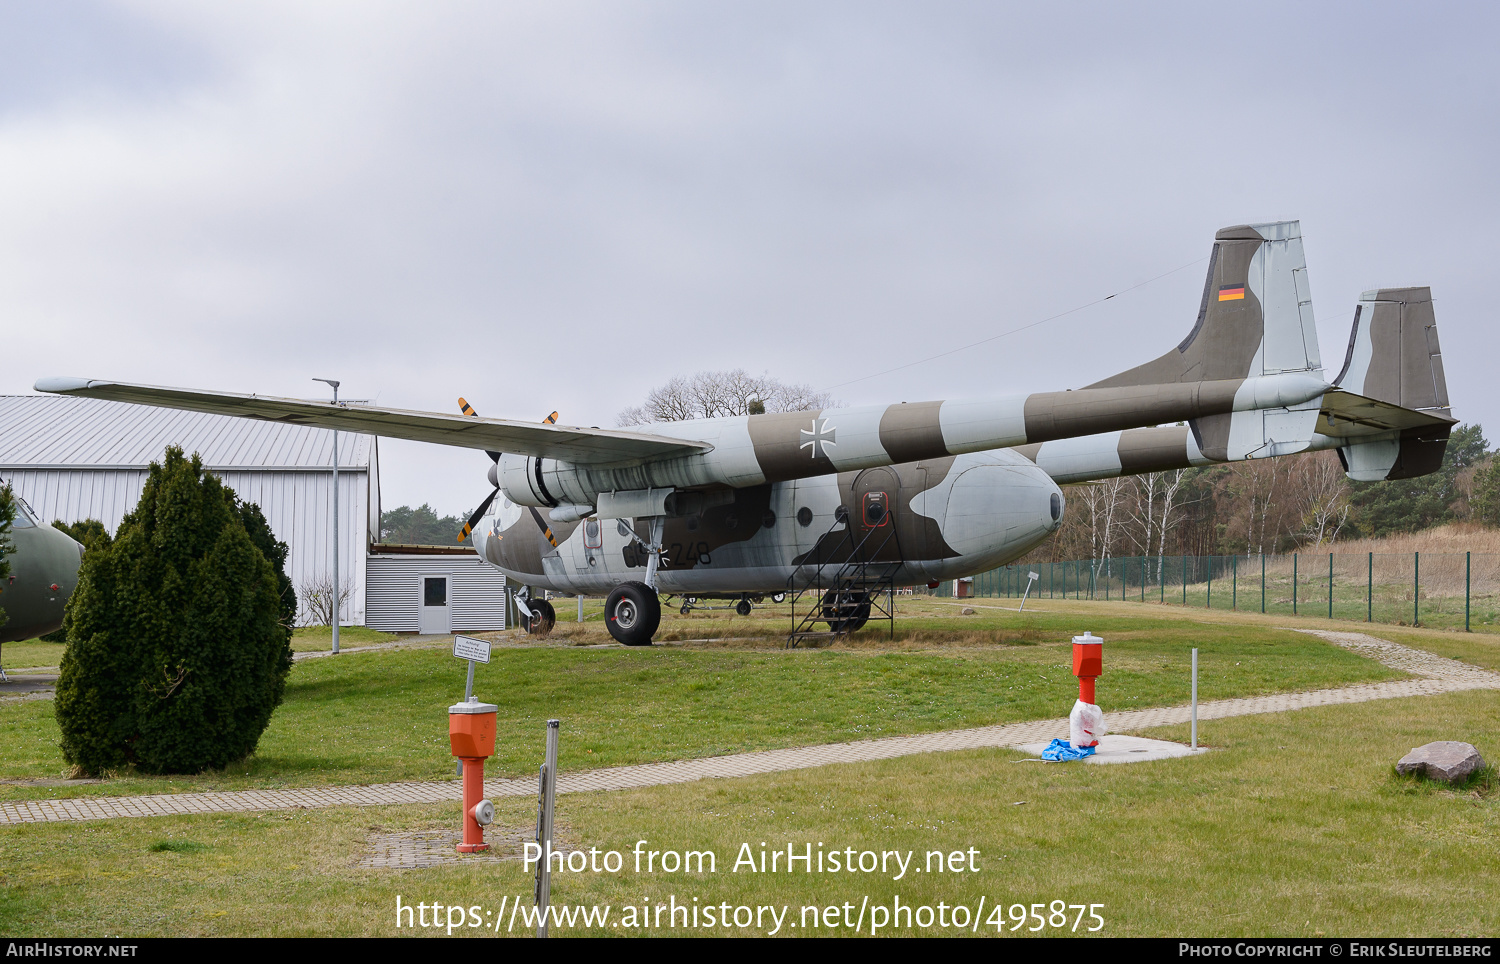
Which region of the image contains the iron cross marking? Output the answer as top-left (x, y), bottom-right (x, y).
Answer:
top-left (799, 417), bottom-right (837, 458)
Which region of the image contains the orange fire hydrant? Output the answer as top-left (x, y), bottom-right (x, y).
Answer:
top-left (1072, 631), bottom-right (1102, 704)
top-left (449, 699), bottom-right (498, 853)
top-left (1069, 631), bottom-right (1105, 749)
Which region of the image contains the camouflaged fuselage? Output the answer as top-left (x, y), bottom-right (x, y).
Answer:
top-left (475, 449), bottom-right (1063, 594)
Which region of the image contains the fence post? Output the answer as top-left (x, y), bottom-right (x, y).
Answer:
top-left (1414, 551), bottom-right (1419, 627)
top-left (1328, 552), bottom-right (1333, 620)
top-left (1261, 553), bottom-right (1266, 614)
top-left (1293, 553), bottom-right (1298, 616)
top-left (1367, 551), bottom-right (1373, 622)
top-left (1161, 556), bottom-right (1165, 604)
top-left (1466, 551), bottom-right (1471, 633)
top-left (1182, 555), bottom-right (1187, 606)
top-left (1142, 556), bottom-right (1146, 603)
top-left (1207, 557), bottom-right (1212, 609)
top-left (1233, 554), bottom-right (1237, 610)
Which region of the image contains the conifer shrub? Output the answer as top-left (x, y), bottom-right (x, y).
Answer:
top-left (54, 447), bottom-right (294, 775)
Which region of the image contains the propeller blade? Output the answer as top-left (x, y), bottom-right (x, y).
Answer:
top-left (458, 486), bottom-right (499, 542)
top-left (456, 397), bottom-right (501, 463)
top-left (527, 507), bottom-right (560, 548)
top-left (454, 400), bottom-right (563, 544)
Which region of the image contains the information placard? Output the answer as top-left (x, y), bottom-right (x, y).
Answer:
top-left (453, 634), bottom-right (492, 664)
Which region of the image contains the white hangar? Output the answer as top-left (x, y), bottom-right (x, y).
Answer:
top-left (0, 395), bottom-right (505, 632)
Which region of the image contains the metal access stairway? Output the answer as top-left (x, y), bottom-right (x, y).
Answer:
top-left (785, 507), bottom-right (904, 648)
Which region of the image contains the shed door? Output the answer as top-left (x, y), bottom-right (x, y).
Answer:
top-left (418, 576), bottom-right (451, 634)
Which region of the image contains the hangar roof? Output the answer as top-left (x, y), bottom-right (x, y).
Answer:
top-left (0, 395), bottom-right (373, 470)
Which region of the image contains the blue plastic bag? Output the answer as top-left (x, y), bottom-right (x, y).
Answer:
top-left (1039, 738), bottom-right (1096, 762)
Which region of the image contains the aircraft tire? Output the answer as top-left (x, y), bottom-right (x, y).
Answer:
top-left (735, 599), bottom-right (752, 617)
top-left (821, 589), bottom-right (871, 633)
top-left (525, 599), bottom-right (557, 637)
top-left (606, 582), bottom-right (660, 646)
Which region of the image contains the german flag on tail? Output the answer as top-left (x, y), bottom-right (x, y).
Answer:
top-left (1218, 284), bottom-right (1246, 302)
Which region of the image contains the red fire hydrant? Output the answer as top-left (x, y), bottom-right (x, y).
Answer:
top-left (449, 699), bottom-right (498, 853)
top-left (1070, 632), bottom-right (1105, 748)
top-left (1072, 631), bottom-right (1102, 704)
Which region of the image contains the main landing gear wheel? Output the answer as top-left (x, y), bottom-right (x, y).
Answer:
top-left (525, 598), bottom-right (556, 637)
top-left (606, 582), bottom-right (661, 646)
top-left (821, 589), bottom-right (871, 633)
top-left (735, 599), bottom-right (752, 617)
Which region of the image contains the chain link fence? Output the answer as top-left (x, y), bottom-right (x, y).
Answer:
top-left (945, 552), bottom-right (1500, 632)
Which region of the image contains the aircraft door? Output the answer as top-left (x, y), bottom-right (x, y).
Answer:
top-left (852, 467), bottom-right (901, 558)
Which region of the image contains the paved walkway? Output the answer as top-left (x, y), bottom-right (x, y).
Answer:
top-left (4, 631), bottom-right (1497, 826)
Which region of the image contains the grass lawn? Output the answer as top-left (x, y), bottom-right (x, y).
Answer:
top-left (0, 625), bottom-right (399, 670)
top-left (0, 603), bottom-right (1409, 802)
top-left (1, 689), bottom-right (1494, 937)
top-left (290, 625), bottom-right (398, 652)
top-left (0, 639), bottom-right (67, 672)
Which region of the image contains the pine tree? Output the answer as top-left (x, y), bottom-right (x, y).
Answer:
top-left (54, 448), bottom-right (293, 775)
top-left (0, 486), bottom-right (15, 632)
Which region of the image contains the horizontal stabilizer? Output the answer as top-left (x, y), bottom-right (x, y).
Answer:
top-left (1316, 389), bottom-right (1454, 439)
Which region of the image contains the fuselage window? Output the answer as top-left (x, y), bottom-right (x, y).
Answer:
top-left (584, 518), bottom-right (602, 549)
top-left (796, 506), bottom-right (813, 527)
top-left (863, 492), bottom-right (888, 527)
top-left (1050, 492), bottom-right (1062, 521)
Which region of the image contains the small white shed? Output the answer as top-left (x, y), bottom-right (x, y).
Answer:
top-left (365, 544), bottom-right (508, 634)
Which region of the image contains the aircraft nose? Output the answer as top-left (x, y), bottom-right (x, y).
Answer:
top-left (941, 459), bottom-right (1061, 560)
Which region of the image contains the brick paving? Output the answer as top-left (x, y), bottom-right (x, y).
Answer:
top-left (5, 630), bottom-right (1497, 826)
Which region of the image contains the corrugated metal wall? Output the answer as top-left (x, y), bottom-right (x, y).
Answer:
top-left (1, 395), bottom-right (383, 627)
top-left (3, 467), bottom-right (372, 626)
top-left (366, 554), bottom-right (508, 633)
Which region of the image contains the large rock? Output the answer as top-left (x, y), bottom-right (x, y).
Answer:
top-left (1395, 741), bottom-right (1486, 783)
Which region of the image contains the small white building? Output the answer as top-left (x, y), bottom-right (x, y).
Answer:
top-left (0, 395), bottom-right (506, 630)
top-left (366, 544), bottom-right (508, 634)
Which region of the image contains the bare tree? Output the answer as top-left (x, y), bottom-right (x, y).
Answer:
top-left (617, 370), bottom-right (839, 425)
top-left (1296, 450), bottom-right (1352, 546)
top-left (299, 574), bottom-right (354, 627)
top-left (1072, 477), bottom-right (1129, 595)
top-left (1154, 468), bottom-right (1190, 583)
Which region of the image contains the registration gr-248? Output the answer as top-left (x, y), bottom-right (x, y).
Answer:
top-left (995, 901), bottom-right (1105, 932)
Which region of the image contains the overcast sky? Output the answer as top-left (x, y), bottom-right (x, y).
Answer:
top-left (4, 1), bottom-right (1496, 517)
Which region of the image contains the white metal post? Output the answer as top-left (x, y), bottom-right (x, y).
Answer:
top-left (535, 719), bottom-right (560, 937)
top-left (1191, 647), bottom-right (1198, 750)
top-left (314, 379), bottom-right (342, 655)
top-left (577, 595), bottom-right (583, 623)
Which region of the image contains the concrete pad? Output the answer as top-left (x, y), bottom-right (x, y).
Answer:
top-left (0, 673), bottom-right (57, 697)
top-left (1016, 734), bottom-right (1210, 765)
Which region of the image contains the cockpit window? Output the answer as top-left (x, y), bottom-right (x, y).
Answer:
top-left (9, 494), bottom-right (36, 528)
top-left (1050, 492), bottom-right (1062, 522)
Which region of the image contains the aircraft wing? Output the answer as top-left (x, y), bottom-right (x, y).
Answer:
top-left (1314, 388), bottom-right (1456, 439)
top-left (33, 377), bottom-right (713, 466)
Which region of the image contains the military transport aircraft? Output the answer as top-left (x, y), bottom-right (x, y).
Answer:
top-left (37, 221), bottom-right (1455, 646)
top-left (0, 486), bottom-right (85, 675)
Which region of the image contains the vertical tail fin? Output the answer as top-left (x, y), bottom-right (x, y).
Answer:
top-left (1089, 220), bottom-right (1325, 461)
top-left (1327, 286), bottom-right (1455, 481)
top-left (1333, 286), bottom-right (1449, 415)
top-left (1089, 220), bottom-right (1323, 389)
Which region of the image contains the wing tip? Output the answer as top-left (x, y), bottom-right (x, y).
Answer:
top-left (34, 376), bottom-right (97, 394)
